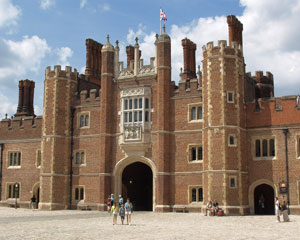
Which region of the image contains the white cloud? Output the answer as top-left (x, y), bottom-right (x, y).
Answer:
top-left (125, 0), bottom-right (300, 97)
top-left (0, 35), bottom-right (50, 86)
top-left (56, 47), bottom-right (73, 67)
top-left (0, 0), bottom-right (21, 28)
top-left (0, 92), bottom-right (17, 118)
top-left (102, 3), bottom-right (110, 11)
top-left (80, 0), bottom-right (87, 9)
top-left (40, 0), bottom-right (55, 10)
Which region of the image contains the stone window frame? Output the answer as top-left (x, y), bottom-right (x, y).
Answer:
top-left (188, 186), bottom-right (203, 204)
top-left (227, 91), bottom-right (234, 103)
top-left (252, 136), bottom-right (276, 160)
top-left (36, 149), bottom-right (41, 168)
top-left (228, 134), bottom-right (237, 147)
top-left (6, 182), bottom-right (21, 199)
top-left (187, 144), bottom-right (203, 163)
top-left (74, 150), bottom-right (86, 167)
top-left (7, 151), bottom-right (21, 168)
top-left (229, 176), bottom-right (237, 188)
top-left (73, 185), bottom-right (85, 202)
top-left (188, 102), bottom-right (203, 123)
top-left (77, 111), bottom-right (90, 129)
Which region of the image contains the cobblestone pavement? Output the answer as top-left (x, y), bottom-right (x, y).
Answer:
top-left (0, 207), bottom-right (299, 240)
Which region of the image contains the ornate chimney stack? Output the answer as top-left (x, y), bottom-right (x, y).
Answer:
top-left (15, 79), bottom-right (35, 117)
top-left (85, 38), bottom-right (103, 85)
top-left (227, 15), bottom-right (243, 47)
top-left (181, 38), bottom-right (197, 79)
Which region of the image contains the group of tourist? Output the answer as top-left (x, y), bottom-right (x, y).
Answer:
top-left (107, 194), bottom-right (133, 225)
top-left (205, 200), bottom-right (221, 216)
top-left (275, 197), bottom-right (289, 222)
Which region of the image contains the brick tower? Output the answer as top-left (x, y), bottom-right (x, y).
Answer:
top-left (202, 17), bottom-right (248, 214)
top-left (155, 26), bottom-right (171, 211)
top-left (39, 66), bottom-right (77, 210)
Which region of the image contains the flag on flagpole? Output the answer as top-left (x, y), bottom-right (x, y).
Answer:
top-left (160, 8), bottom-right (167, 21)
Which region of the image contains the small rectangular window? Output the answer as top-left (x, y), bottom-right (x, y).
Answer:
top-left (36, 150), bottom-right (41, 167)
top-left (262, 139), bottom-right (268, 157)
top-left (145, 98), bottom-right (149, 109)
top-left (229, 135), bottom-right (235, 146)
top-left (197, 106), bottom-right (202, 120)
top-left (124, 99), bottom-right (128, 110)
top-left (7, 183), bottom-right (20, 199)
top-left (79, 113), bottom-right (90, 128)
top-left (191, 147), bottom-right (196, 161)
top-left (129, 112), bottom-right (132, 122)
top-left (227, 92), bottom-right (234, 103)
top-left (134, 99), bottom-right (138, 109)
top-left (74, 186), bottom-right (84, 201)
top-left (8, 152), bottom-right (21, 167)
top-left (198, 147), bottom-right (203, 160)
top-left (129, 99), bottom-right (132, 109)
top-left (255, 140), bottom-right (261, 157)
top-left (192, 188), bottom-right (197, 202)
top-left (74, 151), bottom-right (85, 165)
top-left (269, 139), bottom-right (275, 157)
top-left (191, 107), bottom-right (196, 120)
top-left (229, 177), bottom-right (237, 188)
top-left (198, 188), bottom-right (203, 202)
top-left (139, 98), bottom-right (143, 108)
top-left (189, 186), bottom-right (203, 203)
top-left (139, 111), bottom-right (142, 121)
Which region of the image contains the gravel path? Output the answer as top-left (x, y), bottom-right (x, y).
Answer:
top-left (0, 207), bottom-right (299, 240)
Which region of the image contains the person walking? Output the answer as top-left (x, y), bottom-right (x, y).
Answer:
top-left (111, 202), bottom-right (118, 225)
top-left (281, 200), bottom-right (289, 222)
top-left (275, 197), bottom-right (281, 222)
top-left (124, 198), bottom-right (133, 225)
top-left (119, 195), bottom-right (124, 207)
top-left (119, 203), bottom-right (125, 225)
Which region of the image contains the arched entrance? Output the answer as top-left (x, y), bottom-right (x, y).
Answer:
top-left (254, 184), bottom-right (275, 215)
top-left (32, 182), bottom-right (40, 209)
top-left (122, 162), bottom-right (153, 211)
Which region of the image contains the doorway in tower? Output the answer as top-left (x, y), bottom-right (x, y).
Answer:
top-left (32, 183), bottom-right (40, 209)
top-left (122, 162), bottom-right (153, 211)
top-left (254, 184), bottom-right (275, 215)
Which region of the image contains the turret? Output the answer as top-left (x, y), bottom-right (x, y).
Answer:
top-left (39, 65), bottom-right (77, 210)
top-left (98, 35), bottom-right (115, 210)
top-left (155, 25), bottom-right (171, 211)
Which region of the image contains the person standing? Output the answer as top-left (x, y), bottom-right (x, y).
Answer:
top-left (124, 198), bottom-right (133, 225)
top-left (281, 200), bottom-right (289, 222)
top-left (275, 197), bottom-right (281, 222)
top-left (119, 203), bottom-right (125, 225)
top-left (107, 195), bottom-right (112, 212)
top-left (111, 202), bottom-right (118, 225)
top-left (30, 195), bottom-right (36, 209)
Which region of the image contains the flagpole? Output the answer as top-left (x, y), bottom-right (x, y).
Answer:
top-left (160, 18), bottom-right (162, 34)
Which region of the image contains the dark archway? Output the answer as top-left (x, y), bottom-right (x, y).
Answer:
top-left (122, 162), bottom-right (153, 211)
top-left (254, 184), bottom-right (275, 215)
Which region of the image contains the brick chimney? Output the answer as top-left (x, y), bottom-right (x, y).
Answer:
top-left (85, 38), bottom-right (103, 85)
top-left (15, 79), bottom-right (35, 117)
top-left (182, 38), bottom-right (197, 79)
top-left (227, 15), bottom-right (243, 47)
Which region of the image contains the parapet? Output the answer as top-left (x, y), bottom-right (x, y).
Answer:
top-left (0, 115), bottom-right (43, 139)
top-left (45, 65), bottom-right (78, 80)
top-left (76, 88), bottom-right (100, 105)
top-left (253, 71), bottom-right (273, 85)
top-left (202, 40), bottom-right (242, 58)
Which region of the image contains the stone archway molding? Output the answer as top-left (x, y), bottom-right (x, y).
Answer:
top-left (248, 179), bottom-right (277, 214)
top-left (112, 156), bottom-right (157, 211)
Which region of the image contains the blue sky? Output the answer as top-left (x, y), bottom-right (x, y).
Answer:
top-left (0, 0), bottom-right (300, 118)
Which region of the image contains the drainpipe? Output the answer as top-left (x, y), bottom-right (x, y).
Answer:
top-left (0, 143), bottom-right (4, 201)
top-left (69, 108), bottom-right (75, 210)
top-left (282, 128), bottom-right (290, 214)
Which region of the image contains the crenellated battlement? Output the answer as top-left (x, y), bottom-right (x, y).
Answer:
top-left (247, 71), bottom-right (274, 84)
top-left (202, 40), bottom-right (242, 57)
top-left (76, 88), bottom-right (101, 105)
top-left (45, 65), bottom-right (78, 80)
top-left (0, 115), bottom-right (42, 139)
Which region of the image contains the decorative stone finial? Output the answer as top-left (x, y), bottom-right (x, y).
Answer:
top-left (106, 35), bottom-right (110, 44)
top-left (135, 37), bottom-right (139, 44)
top-left (180, 67), bottom-right (183, 73)
top-left (5, 113), bottom-right (7, 119)
top-left (155, 34), bottom-right (159, 40)
top-left (116, 40), bottom-right (119, 47)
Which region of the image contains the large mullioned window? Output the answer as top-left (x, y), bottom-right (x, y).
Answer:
top-left (123, 97), bottom-right (150, 124)
top-left (254, 138), bottom-right (275, 159)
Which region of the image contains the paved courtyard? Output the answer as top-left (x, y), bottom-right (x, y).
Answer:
top-left (0, 207), bottom-right (299, 240)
